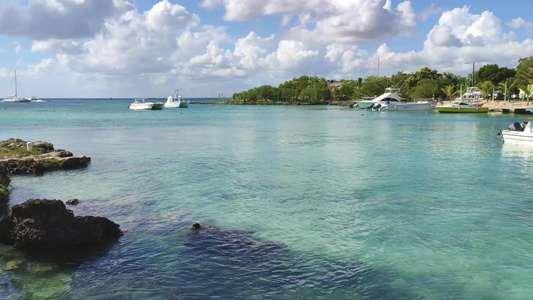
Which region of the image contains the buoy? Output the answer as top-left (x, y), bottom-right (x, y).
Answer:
top-left (361, 113), bottom-right (364, 116)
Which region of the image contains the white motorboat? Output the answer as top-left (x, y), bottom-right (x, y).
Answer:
top-left (356, 88), bottom-right (434, 111)
top-left (27, 96), bottom-right (45, 102)
top-left (499, 121), bottom-right (533, 145)
top-left (436, 101), bottom-right (488, 113)
top-left (129, 99), bottom-right (164, 110)
top-left (357, 88), bottom-right (402, 109)
top-left (455, 87), bottom-right (483, 103)
top-left (164, 90), bottom-right (181, 108)
top-left (381, 100), bottom-right (435, 111)
top-left (3, 71), bottom-right (30, 102)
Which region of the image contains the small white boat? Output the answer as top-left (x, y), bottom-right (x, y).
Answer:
top-left (356, 88), bottom-right (434, 111)
top-left (27, 96), bottom-right (45, 102)
top-left (3, 71), bottom-right (30, 102)
top-left (164, 90), bottom-right (181, 108)
top-left (436, 101), bottom-right (488, 113)
top-left (500, 121), bottom-right (533, 145)
top-left (455, 87), bottom-right (483, 102)
top-left (129, 99), bottom-right (164, 110)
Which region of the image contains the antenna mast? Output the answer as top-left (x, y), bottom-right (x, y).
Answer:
top-left (472, 62), bottom-right (475, 87)
top-left (377, 56), bottom-right (380, 77)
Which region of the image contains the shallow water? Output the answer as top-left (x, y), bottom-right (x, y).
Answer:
top-left (1, 99), bottom-right (533, 299)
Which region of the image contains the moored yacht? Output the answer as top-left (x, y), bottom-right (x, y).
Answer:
top-left (435, 101), bottom-right (488, 113)
top-left (356, 88), bottom-right (434, 111)
top-left (129, 99), bottom-right (164, 110)
top-left (164, 90), bottom-right (182, 108)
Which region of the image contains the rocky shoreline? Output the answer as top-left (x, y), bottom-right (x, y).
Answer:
top-left (0, 139), bottom-right (122, 251)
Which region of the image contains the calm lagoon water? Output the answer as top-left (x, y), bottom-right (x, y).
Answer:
top-left (1, 99), bottom-right (532, 299)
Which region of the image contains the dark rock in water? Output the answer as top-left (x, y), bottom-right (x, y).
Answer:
top-left (0, 166), bottom-right (10, 212)
top-left (0, 199), bottom-right (122, 251)
top-left (66, 198), bottom-right (79, 205)
top-left (191, 222), bottom-right (212, 230)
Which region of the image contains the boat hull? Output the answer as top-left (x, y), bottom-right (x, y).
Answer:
top-left (501, 131), bottom-right (533, 145)
top-left (386, 102), bottom-right (435, 111)
top-left (3, 98), bottom-right (31, 102)
top-left (164, 102), bottom-right (180, 108)
top-left (436, 107), bottom-right (488, 113)
top-left (151, 103), bottom-right (164, 110)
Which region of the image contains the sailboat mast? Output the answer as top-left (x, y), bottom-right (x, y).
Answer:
top-left (15, 70), bottom-right (18, 97)
top-left (472, 62), bottom-right (475, 87)
top-left (377, 56), bottom-right (380, 77)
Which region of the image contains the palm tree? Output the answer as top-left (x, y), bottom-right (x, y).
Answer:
top-left (440, 85), bottom-right (458, 100)
top-left (478, 81), bottom-right (494, 101)
top-left (518, 84), bottom-right (533, 106)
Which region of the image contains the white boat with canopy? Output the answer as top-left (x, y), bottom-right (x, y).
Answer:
top-left (164, 90), bottom-right (182, 108)
top-left (500, 121), bottom-right (533, 145)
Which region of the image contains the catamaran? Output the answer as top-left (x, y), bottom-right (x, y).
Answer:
top-left (3, 71), bottom-right (30, 102)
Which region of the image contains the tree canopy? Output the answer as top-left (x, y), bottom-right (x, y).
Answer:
top-left (231, 57), bottom-right (529, 103)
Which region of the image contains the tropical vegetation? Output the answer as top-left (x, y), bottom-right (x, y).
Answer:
top-left (231, 56), bottom-right (533, 104)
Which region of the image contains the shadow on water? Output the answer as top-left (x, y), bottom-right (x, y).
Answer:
top-left (0, 242), bottom-right (116, 299)
top-left (180, 227), bottom-right (421, 299)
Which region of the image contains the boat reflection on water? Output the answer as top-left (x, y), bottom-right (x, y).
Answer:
top-left (501, 142), bottom-right (533, 162)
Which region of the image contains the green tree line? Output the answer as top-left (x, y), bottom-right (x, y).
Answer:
top-left (231, 56), bottom-right (533, 104)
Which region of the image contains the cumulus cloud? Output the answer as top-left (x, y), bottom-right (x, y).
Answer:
top-left (425, 7), bottom-right (504, 48)
top-left (507, 17), bottom-right (533, 32)
top-left (202, 0), bottom-right (417, 43)
top-left (52, 1), bottom-right (201, 75)
top-left (418, 3), bottom-right (445, 21)
top-left (0, 0), bottom-right (135, 40)
top-left (7, 1), bottom-right (533, 97)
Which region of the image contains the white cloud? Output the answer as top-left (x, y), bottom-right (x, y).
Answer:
top-left (14, 44), bottom-right (21, 53)
top-left (25, 58), bottom-right (55, 76)
top-left (264, 40), bottom-right (319, 71)
top-left (52, 1), bottom-right (201, 75)
top-left (3, 2), bottom-right (532, 98)
top-left (202, 0), bottom-right (417, 43)
top-left (0, 0), bottom-right (135, 40)
top-left (418, 3), bottom-right (445, 21)
top-left (507, 17), bottom-right (533, 32)
top-left (425, 7), bottom-right (504, 48)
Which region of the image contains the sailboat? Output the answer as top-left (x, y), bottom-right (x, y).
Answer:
top-left (3, 71), bottom-right (30, 102)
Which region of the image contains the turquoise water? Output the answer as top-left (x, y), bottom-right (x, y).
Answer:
top-left (1, 99), bottom-right (533, 299)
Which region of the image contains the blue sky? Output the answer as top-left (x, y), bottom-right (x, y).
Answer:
top-left (0, 0), bottom-right (532, 98)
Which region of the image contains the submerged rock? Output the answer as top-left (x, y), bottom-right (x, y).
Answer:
top-left (0, 199), bottom-right (122, 251)
top-left (66, 199), bottom-right (79, 206)
top-left (0, 166), bottom-right (10, 212)
top-left (186, 224), bottom-right (287, 259)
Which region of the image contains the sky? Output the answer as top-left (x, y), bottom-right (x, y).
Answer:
top-left (0, 0), bottom-right (532, 98)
